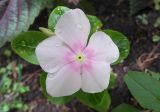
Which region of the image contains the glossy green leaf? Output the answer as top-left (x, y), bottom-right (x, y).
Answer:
top-left (104, 30), bottom-right (130, 64)
top-left (11, 31), bottom-right (48, 65)
top-left (48, 6), bottom-right (70, 31)
top-left (76, 90), bottom-right (111, 112)
top-left (87, 15), bottom-right (103, 36)
top-left (40, 73), bottom-right (73, 105)
top-left (108, 71), bottom-right (117, 89)
top-left (112, 104), bottom-right (139, 112)
top-left (124, 71), bottom-right (160, 111)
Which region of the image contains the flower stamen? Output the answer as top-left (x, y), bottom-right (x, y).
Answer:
top-left (75, 53), bottom-right (85, 62)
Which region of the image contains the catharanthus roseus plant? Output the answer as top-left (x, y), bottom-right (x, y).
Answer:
top-left (11, 6), bottom-right (130, 112)
top-left (36, 9), bottom-right (119, 97)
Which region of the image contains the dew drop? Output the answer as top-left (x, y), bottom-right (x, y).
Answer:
top-left (77, 24), bottom-right (82, 29)
top-left (55, 44), bottom-right (60, 47)
top-left (57, 8), bottom-right (60, 11)
top-left (55, 43), bottom-right (61, 47)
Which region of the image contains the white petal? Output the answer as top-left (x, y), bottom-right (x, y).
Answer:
top-left (46, 63), bottom-right (81, 97)
top-left (36, 36), bottom-right (74, 73)
top-left (81, 61), bottom-right (110, 93)
top-left (87, 31), bottom-right (119, 63)
top-left (55, 9), bottom-right (90, 48)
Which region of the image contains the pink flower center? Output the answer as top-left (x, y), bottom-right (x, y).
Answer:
top-left (64, 42), bottom-right (94, 73)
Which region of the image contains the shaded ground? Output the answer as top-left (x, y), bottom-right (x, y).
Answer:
top-left (0, 0), bottom-right (160, 112)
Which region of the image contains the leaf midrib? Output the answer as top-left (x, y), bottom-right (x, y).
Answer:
top-left (127, 75), bottom-right (160, 102)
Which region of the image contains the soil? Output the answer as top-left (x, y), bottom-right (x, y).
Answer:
top-left (0, 0), bottom-right (160, 112)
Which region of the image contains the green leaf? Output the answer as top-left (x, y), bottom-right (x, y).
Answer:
top-left (1, 76), bottom-right (12, 93)
top-left (11, 31), bottom-right (47, 65)
top-left (104, 30), bottom-right (130, 64)
top-left (12, 82), bottom-right (29, 93)
top-left (40, 73), bottom-right (73, 105)
top-left (1, 104), bottom-right (10, 112)
top-left (154, 0), bottom-right (160, 10)
top-left (112, 104), bottom-right (140, 112)
top-left (39, 27), bottom-right (55, 36)
top-left (154, 17), bottom-right (160, 28)
top-left (124, 71), bottom-right (160, 111)
top-left (48, 6), bottom-right (70, 31)
top-left (87, 15), bottom-right (103, 36)
top-left (0, 0), bottom-right (51, 47)
top-left (108, 71), bottom-right (117, 89)
top-left (152, 34), bottom-right (160, 43)
top-left (148, 71), bottom-right (160, 81)
top-left (76, 90), bottom-right (111, 112)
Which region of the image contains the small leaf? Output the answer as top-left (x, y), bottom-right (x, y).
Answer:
top-left (154, 0), bottom-right (160, 10)
top-left (40, 73), bottom-right (73, 105)
top-left (104, 30), bottom-right (130, 64)
top-left (87, 15), bottom-right (103, 36)
top-left (112, 104), bottom-right (140, 112)
top-left (124, 71), bottom-right (160, 111)
top-left (154, 17), bottom-right (160, 28)
top-left (48, 6), bottom-right (70, 31)
top-left (11, 31), bottom-right (48, 65)
top-left (152, 34), bottom-right (160, 43)
top-left (0, 0), bottom-right (51, 47)
top-left (108, 71), bottom-right (117, 89)
top-left (76, 90), bottom-right (111, 112)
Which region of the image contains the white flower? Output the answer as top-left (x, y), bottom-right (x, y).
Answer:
top-left (36, 9), bottom-right (119, 97)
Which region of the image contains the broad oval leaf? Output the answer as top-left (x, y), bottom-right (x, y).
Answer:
top-left (0, 0), bottom-right (50, 47)
top-left (11, 31), bottom-right (47, 65)
top-left (104, 30), bottom-right (130, 64)
top-left (40, 73), bottom-right (73, 105)
top-left (124, 71), bottom-right (160, 111)
top-left (112, 104), bottom-right (140, 112)
top-left (48, 6), bottom-right (70, 31)
top-left (76, 90), bottom-right (111, 112)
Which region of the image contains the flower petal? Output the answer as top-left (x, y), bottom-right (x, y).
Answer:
top-left (87, 31), bottom-right (119, 63)
top-left (36, 36), bottom-right (74, 73)
top-left (46, 63), bottom-right (81, 97)
top-left (55, 9), bottom-right (90, 49)
top-left (81, 61), bottom-right (110, 93)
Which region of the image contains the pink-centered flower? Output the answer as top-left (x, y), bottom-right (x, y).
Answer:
top-left (36, 9), bottom-right (119, 97)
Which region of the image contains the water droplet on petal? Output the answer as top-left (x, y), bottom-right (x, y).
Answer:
top-left (77, 24), bottom-right (82, 29)
top-left (55, 44), bottom-right (60, 47)
top-left (55, 42), bottom-right (61, 47)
